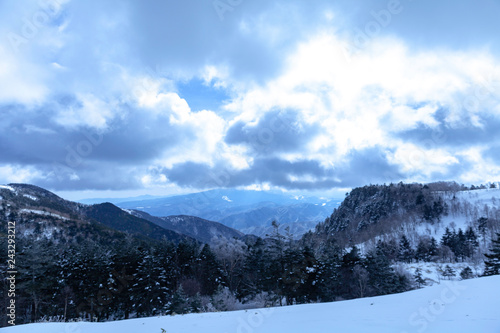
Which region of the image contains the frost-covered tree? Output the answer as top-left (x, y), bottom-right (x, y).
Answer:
top-left (211, 237), bottom-right (247, 292)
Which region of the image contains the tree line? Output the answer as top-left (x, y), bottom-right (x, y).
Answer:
top-left (2, 221), bottom-right (500, 326)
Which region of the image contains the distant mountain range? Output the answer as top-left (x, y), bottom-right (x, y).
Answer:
top-left (100, 189), bottom-right (342, 232)
top-left (79, 194), bottom-right (161, 205)
top-left (0, 184), bottom-right (341, 245)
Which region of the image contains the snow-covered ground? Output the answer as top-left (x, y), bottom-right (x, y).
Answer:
top-left (0, 184), bottom-right (16, 192)
top-left (4, 276), bottom-right (500, 333)
top-left (19, 209), bottom-right (69, 220)
top-left (22, 194), bottom-right (38, 201)
top-left (402, 262), bottom-right (484, 285)
top-left (454, 187), bottom-right (500, 209)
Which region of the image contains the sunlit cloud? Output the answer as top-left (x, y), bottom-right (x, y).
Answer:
top-left (1, 0), bottom-right (500, 197)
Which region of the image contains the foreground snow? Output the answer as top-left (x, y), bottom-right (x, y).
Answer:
top-left (5, 275), bottom-right (500, 333)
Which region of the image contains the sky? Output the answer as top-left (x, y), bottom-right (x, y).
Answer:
top-left (1, 0), bottom-right (500, 200)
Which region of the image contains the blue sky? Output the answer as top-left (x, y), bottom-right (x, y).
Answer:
top-left (1, 0), bottom-right (500, 200)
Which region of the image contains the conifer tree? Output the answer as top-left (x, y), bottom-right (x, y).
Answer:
top-left (398, 235), bottom-right (414, 263)
top-left (197, 244), bottom-right (225, 295)
top-left (464, 227), bottom-right (479, 258)
top-left (240, 237), bottom-right (267, 298)
top-left (441, 227), bottom-right (453, 248)
top-left (416, 238), bottom-right (431, 262)
top-left (429, 237), bottom-right (439, 260)
top-left (365, 250), bottom-right (397, 296)
top-left (338, 246), bottom-right (362, 298)
top-left (414, 268), bottom-right (425, 288)
top-left (454, 229), bottom-right (466, 260)
top-left (460, 266), bottom-right (474, 280)
top-left (442, 265), bottom-right (456, 280)
top-left (376, 239), bottom-right (398, 262)
top-left (316, 238), bottom-right (342, 302)
top-left (167, 286), bottom-right (189, 315)
top-left (176, 241), bottom-right (198, 278)
top-left (484, 233), bottom-right (500, 276)
top-left (267, 221), bottom-right (290, 305)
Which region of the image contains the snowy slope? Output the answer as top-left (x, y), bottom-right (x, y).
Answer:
top-left (402, 262), bottom-right (484, 285)
top-left (454, 188), bottom-right (500, 208)
top-left (5, 276), bottom-right (500, 333)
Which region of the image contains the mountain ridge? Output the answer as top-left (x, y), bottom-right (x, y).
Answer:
top-left (115, 188), bottom-right (341, 233)
top-left (129, 210), bottom-right (244, 244)
top-left (0, 183), bottom-right (196, 245)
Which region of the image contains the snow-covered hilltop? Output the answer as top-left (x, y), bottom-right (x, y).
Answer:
top-left (314, 182), bottom-right (500, 253)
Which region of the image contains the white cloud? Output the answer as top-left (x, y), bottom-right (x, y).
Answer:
top-left (457, 147), bottom-right (500, 184)
top-left (221, 30), bottom-right (500, 182)
top-left (389, 143), bottom-right (459, 176)
top-left (0, 44), bottom-right (49, 104)
top-left (0, 165), bottom-right (43, 184)
top-left (55, 94), bottom-right (116, 130)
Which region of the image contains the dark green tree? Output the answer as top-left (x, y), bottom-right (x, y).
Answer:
top-left (337, 246), bottom-right (362, 299)
top-left (460, 266), bottom-right (474, 280)
top-left (414, 268), bottom-right (425, 288)
top-left (398, 235), bottom-right (414, 263)
top-left (464, 227), bottom-right (479, 258)
top-left (167, 286), bottom-right (189, 315)
top-left (239, 237), bottom-right (267, 299)
top-left (196, 244), bottom-right (225, 295)
top-left (365, 250), bottom-right (401, 296)
top-left (442, 265), bottom-right (456, 280)
top-left (484, 233), bottom-right (500, 276)
top-left (376, 239), bottom-right (398, 262)
top-left (428, 237), bottom-right (439, 260)
top-left (441, 227), bottom-right (454, 248)
top-left (316, 238), bottom-right (342, 302)
top-left (281, 246), bottom-right (319, 304)
top-left (415, 238), bottom-right (432, 262)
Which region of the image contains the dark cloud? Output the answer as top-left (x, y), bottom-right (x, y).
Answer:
top-left (66, 0), bottom-right (335, 83)
top-left (0, 101), bottom-right (184, 164)
top-left (397, 114), bottom-right (500, 148)
top-left (225, 109), bottom-right (320, 155)
top-left (333, 148), bottom-right (404, 187)
top-left (161, 147), bottom-right (404, 190)
top-left (333, 0), bottom-right (500, 54)
top-left (34, 162), bottom-right (143, 191)
top-left (0, 97), bottom-right (196, 190)
top-left (162, 157), bottom-right (336, 190)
